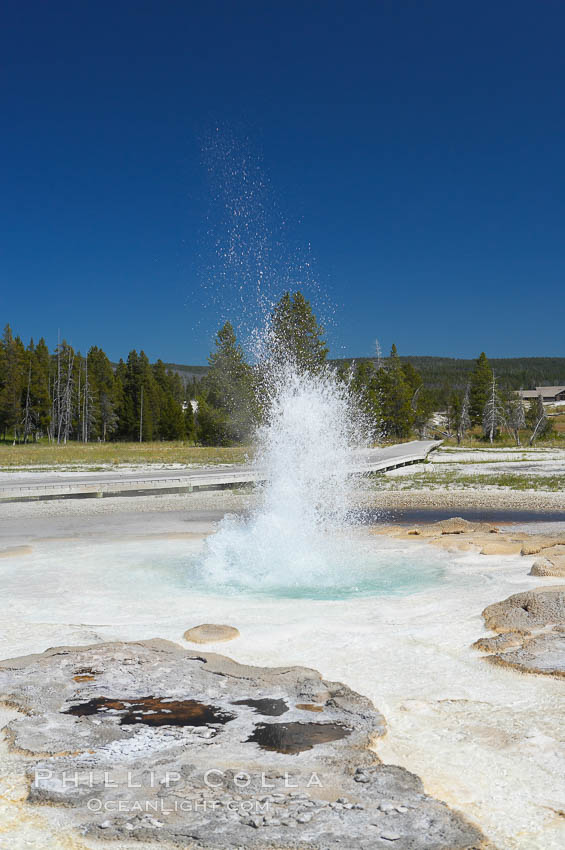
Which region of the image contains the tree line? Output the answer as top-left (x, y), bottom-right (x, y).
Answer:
top-left (197, 298), bottom-right (559, 447)
top-left (0, 325), bottom-right (197, 443)
top-left (443, 351), bottom-right (554, 446)
top-left (1, 294), bottom-right (560, 446)
top-left (194, 292), bottom-right (435, 445)
top-left (342, 354), bottom-right (565, 411)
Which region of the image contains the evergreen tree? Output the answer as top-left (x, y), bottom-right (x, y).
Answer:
top-left (79, 353), bottom-right (97, 442)
top-left (114, 350), bottom-right (158, 441)
top-left (31, 338), bottom-right (52, 438)
top-left (400, 361), bottom-right (422, 394)
top-left (87, 346), bottom-right (119, 440)
top-left (114, 358), bottom-right (134, 439)
top-left (377, 344), bottom-right (414, 439)
top-left (269, 291), bottom-right (328, 373)
top-left (158, 394), bottom-right (186, 439)
top-left (0, 324), bottom-right (24, 439)
top-left (184, 401), bottom-right (197, 442)
top-left (151, 360), bottom-right (186, 439)
top-left (203, 322), bottom-right (256, 443)
top-left (469, 352), bottom-right (493, 425)
top-left (350, 360), bottom-right (382, 440)
top-left (195, 395), bottom-right (230, 446)
top-left (138, 351), bottom-right (159, 441)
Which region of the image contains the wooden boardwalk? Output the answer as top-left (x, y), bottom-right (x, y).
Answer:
top-left (0, 440), bottom-right (441, 502)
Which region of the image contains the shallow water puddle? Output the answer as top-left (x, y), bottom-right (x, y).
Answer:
top-left (247, 721), bottom-right (351, 754)
top-left (63, 696), bottom-right (235, 727)
top-left (232, 697), bottom-right (288, 716)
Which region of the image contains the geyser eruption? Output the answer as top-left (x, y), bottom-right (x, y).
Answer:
top-left (254, 360), bottom-right (363, 535)
top-left (198, 130), bottom-right (380, 594)
top-left (202, 350), bottom-right (371, 593)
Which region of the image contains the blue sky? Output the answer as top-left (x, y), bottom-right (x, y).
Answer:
top-left (1, 1), bottom-right (564, 363)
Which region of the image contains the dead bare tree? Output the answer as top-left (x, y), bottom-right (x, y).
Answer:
top-left (374, 338), bottom-right (384, 371)
top-left (57, 345), bottom-right (74, 444)
top-left (506, 395), bottom-right (526, 446)
top-left (457, 383), bottom-right (471, 444)
top-left (21, 360), bottom-right (36, 443)
top-left (100, 391), bottom-right (118, 441)
top-left (529, 394), bottom-right (548, 446)
top-left (482, 374), bottom-right (505, 444)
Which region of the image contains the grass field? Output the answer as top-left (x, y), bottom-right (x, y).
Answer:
top-left (0, 441), bottom-right (250, 469)
top-left (439, 431), bottom-right (565, 449)
top-left (381, 468), bottom-right (565, 492)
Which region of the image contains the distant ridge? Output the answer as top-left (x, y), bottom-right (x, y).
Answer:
top-left (162, 356), bottom-right (565, 394)
top-left (339, 356), bottom-right (565, 392)
top-left (162, 362), bottom-right (209, 380)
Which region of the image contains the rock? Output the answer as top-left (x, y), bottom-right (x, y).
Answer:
top-left (477, 587), bottom-right (565, 679)
top-left (0, 639), bottom-right (487, 850)
top-left (488, 630), bottom-right (565, 677)
top-left (183, 623), bottom-right (240, 643)
top-left (408, 518), bottom-right (499, 537)
top-left (373, 522), bottom-right (565, 573)
top-left (381, 832), bottom-right (401, 841)
top-left (436, 517), bottom-right (479, 534)
top-left (472, 632), bottom-right (528, 652)
top-left (245, 816), bottom-right (264, 828)
top-left (521, 536), bottom-right (565, 556)
top-left (480, 540), bottom-right (523, 556)
top-left (482, 587), bottom-right (565, 632)
top-left (529, 547), bottom-right (565, 577)
top-left (529, 558), bottom-right (565, 577)
top-left (530, 547), bottom-right (565, 578)
top-left (530, 558), bottom-right (555, 576)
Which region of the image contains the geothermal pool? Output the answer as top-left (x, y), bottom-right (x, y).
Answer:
top-left (2, 533), bottom-right (453, 616)
top-left (1, 528), bottom-right (564, 850)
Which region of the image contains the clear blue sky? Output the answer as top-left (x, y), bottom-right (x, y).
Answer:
top-left (2, 1), bottom-right (564, 363)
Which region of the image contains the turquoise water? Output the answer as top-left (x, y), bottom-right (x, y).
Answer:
top-left (167, 539), bottom-right (447, 600)
top-left (1, 538), bottom-right (448, 619)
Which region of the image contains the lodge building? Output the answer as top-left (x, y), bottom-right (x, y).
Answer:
top-left (518, 386), bottom-right (565, 403)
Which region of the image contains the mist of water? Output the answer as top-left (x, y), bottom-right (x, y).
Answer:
top-left (201, 352), bottom-right (374, 591)
top-left (198, 129), bottom-right (375, 592)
